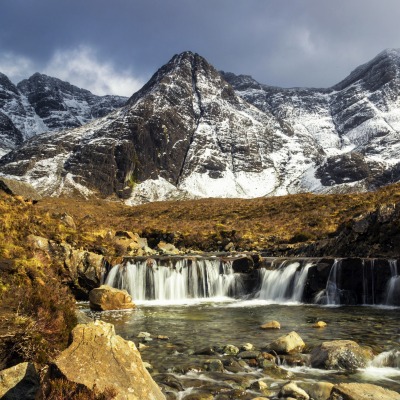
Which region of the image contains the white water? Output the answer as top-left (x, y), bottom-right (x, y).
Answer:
top-left (325, 258), bottom-right (342, 305)
top-left (385, 260), bottom-right (400, 306)
top-left (258, 261), bottom-right (313, 303)
top-left (105, 258), bottom-right (245, 302)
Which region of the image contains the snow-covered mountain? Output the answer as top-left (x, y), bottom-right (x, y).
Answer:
top-left (0, 72), bottom-right (127, 156)
top-left (1, 49), bottom-right (400, 202)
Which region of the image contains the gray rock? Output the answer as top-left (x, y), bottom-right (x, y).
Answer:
top-left (0, 362), bottom-right (39, 400)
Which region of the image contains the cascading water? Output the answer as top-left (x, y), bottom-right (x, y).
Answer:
top-left (257, 260), bottom-right (313, 303)
top-left (325, 259), bottom-right (342, 305)
top-left (105, 258), bottom-right (245, 302)
top-left (385, 260), bottom-right (400, 306)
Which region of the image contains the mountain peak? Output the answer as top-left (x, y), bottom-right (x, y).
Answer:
top-left (333, 48), bottom-right (400, 91)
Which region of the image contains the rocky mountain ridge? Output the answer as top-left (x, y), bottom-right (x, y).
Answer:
top-left (0, 72), bottom-right (127, 156)
top-left (1, 49), bottom-right (400, 202)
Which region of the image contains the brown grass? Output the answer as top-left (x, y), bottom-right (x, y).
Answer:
top-left (33, 183), bottom-right (400, 251)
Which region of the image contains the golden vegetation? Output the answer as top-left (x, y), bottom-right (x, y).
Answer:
top-left (34, 183), bottom-right (400, 251)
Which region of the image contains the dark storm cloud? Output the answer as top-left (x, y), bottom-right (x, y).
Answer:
top-left (1, 0), bottom-right (400, 94)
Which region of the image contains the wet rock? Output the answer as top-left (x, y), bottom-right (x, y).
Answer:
top-left (138, 331), bottom-right (151, 338)
top-left (262, 365), bottom-right (294, 380)
top-left (223, 344), bottom-right (240, 355)
top-left (183, 392), bottom-right (214, 400)
top-left (237, 350), bottom-right (261, 359)
top-left (279, 382), bottom-right (309, 399)
top-left (268, 331), bottom-right (306, 354)
top-left (279, 354), bottom-right (309, 367)
top-left (153, 374), bottom-right (184, 391)
top-left (260, 320), bottom-right (281, 329)
top-left (298, 381), bottom-right (333, 400)
top-left (0, 362), bottom-right (39, 400)
top-left (89, 284), bottom-right (135, 311)
top-left (330, 382), bottom-right (400, 400)
top-left (241, 343), bottom-right (255, 351)
top-left (223, 358), bottom-right (246, 373)
top-left (214, 388), bottom-right (247, 399)
top-left (257, 359), bottom-right (275, 369)
top-left (310, 340), bottom-right (373, 371)
top-left (48, 320), bottom-right (165, 400)
top-left (249, 379), bottom-right (269, 394)
top-left (313, 321), bottom-right (327, 328)
top-left (204, 359), bottom-right (224, 372)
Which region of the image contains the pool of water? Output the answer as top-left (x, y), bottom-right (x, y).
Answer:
top-left (82, 299), bottom-right (400, 398)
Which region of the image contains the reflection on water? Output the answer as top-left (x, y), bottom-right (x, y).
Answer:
top-left (83, 301), bottom-right (400, 394)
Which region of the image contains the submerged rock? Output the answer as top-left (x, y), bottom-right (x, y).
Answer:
top-left (48, 320), bottom-right (165, 400)
top-left (89, 284), bottom-right (135, 311)
top-left (0, 362), bottom-right (39, 400)
top-left (267, 331), bottom-right (305, 354)
top-left (310, 340), bottom-right (373, 371)
top-left (330, 382), bottom-right (400, 400)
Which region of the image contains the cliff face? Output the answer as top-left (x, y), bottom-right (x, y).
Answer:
top-left (0, 72), bottom-right (126, 157)
top-left (2, 50), bottom-right (400, 202)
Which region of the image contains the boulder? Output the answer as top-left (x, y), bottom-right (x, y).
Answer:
top-left (48, 320), bottom-right (165, 400)
top-left (260, 320), bottom-right (280, 329)
top-left (0, 362), bottom-right (39, 400)
top-left (310, 340), bottom-right (373, 371)
top-left (268, 331), bottom-right (305, 354)
top-left (89, 285), bottom-right (135, 311)
top-left (330, 383), bottom-right (400, 400)
top-left (279, 382), bottom-right (309, 400)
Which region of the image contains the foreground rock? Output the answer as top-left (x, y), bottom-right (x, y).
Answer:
top-left (89, 285), bottom-right (135, 311)
top-left (268, 331), bottom-right (305, 354)
top-left (0, 362), bottom-right (39, 399)
top-left (330, 383), bottom-right (400, 400)
top-left (310, 340), bottom-right (373, 371)
top-left (48, 321), bottom-right (165, 400)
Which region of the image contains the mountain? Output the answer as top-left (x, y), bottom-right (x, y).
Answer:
top-left (0, 72), bottom-right (127, 156)
top-left (1, 49), bottom-right (400, 203)
top-left (221, 48), bottom-right (400, 191)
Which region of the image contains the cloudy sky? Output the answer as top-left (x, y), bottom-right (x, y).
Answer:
top-left (1, 0), bottom-right (399, 96)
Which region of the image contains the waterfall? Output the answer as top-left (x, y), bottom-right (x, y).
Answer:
top-left (257, 261), bottom-right (313, 303)
top-left (325, 259), bottom-right (342, 305)
top-left (384, 260), bottom-right (400, 306)
top-left (105, 258), bottom-right (245, 302)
